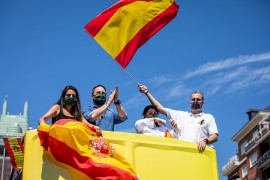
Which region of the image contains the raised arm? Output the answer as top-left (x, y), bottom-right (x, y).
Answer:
top-left (113, 86), bottom-right (127, 118)
top-left (138, 84), bottom-right (167, 115)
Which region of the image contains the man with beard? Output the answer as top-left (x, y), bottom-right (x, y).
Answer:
top-left (83, 84), bottom-right (128, 131)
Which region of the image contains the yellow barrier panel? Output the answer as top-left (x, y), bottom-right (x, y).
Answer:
top-left (23, 130), bottom-right (219, 180)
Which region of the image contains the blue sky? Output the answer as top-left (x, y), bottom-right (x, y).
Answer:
top-left (1, 0), bottom-right (270, 179)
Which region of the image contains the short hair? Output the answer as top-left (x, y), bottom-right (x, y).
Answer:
top-left (142, 105), bottom-right (159, 118)
top-left (191, 90), bottom-right (204, 101)
top-left (91, 84), bottom-right (106, 95)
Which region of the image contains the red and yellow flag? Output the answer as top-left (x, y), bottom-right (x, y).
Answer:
top-left (165, 127), bottom-right (172, 138)
top-left (38, 119), bottom-right (138, 180)
top-left (85, 0), bottom-right (179, 68)
top-left (3, 137), bottom-right (24, 169)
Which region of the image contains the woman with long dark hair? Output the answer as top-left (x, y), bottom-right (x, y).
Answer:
top-left (39, 85), bottom-right (101, 134)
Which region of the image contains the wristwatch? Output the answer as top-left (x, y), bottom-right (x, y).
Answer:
top-left (114, 100), bottom-right (121, 105)
top-left (204, 138), bottom-right (209, 144)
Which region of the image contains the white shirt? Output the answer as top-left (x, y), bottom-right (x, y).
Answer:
top-left (166, 108), bottom-right (218, 143)
top-left (135, 118), bottom-right (180, 138)
top-left (135, 118), bottom-right (166, 137)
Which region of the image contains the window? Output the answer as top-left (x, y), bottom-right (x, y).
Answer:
top-left (250, 151), bottom-right (257, 167)
top-left (241, 140), bottom-right (247, 155)
top-left (242, 165), bottom-right (248, 178)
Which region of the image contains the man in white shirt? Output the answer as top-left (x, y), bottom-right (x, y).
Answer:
top-left (138, 84), bottom-right (218, 151)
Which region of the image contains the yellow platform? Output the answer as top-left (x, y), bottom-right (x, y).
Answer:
top-left (23, 130), bottom-right (219, 180)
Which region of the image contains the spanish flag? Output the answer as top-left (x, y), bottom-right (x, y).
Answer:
top-left (85, 0), bottom-right (179, 68)
top-left (37, 119), bottom-right (138, 180)
top-left (165, 127), bottom-right (172, 138)
top-left (3, 137), bottom-right (24, 169)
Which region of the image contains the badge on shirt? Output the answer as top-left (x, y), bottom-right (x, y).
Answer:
top-left (198, 119), bottom-right (205, 125)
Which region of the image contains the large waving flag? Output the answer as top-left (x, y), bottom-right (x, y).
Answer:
top-left (85, 0), bottom-right (179, 68)
top-left (38, 119), bottom-right (138, 180)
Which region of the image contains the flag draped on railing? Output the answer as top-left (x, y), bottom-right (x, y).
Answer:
top-left (3, 137), bottom-right (24, 169)
top-left (37, 119), bottom-right (138, 180)
top-left (85, 0), bottom-right (179, 68)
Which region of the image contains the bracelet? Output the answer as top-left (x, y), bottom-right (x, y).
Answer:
top-left (114, 100), bottom-right (121, 105)
top-left (145, 91), bottom-right (149, 94)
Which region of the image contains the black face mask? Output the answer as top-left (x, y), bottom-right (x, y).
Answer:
top-left (192, 98), bottom-right (201, 110)
top-left (93, 92), bottom-right (106, 106)
top-left (64, 97), bottom-right (77, 106)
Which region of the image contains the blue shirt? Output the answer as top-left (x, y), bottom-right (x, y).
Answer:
top-left (83, 105), bottom-right (128, 131)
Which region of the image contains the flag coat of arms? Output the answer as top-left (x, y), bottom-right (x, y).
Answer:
top-left (85, 0), bottom-right (179, 68)
top-left (37, 119), bottom-right (138, 180)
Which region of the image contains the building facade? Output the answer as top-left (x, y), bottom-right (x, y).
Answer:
top-left (222, 106), bottom-right (270, 180)
top-left (0, 99), bottom-right (30, 180)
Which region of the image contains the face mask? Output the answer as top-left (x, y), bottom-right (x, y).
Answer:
top-left (93, 92), bottom-right (106, 106)
top-left (192, 98), bottom-right (201, 110)
top-left (64, 97), bottom-right (77, 106)
top-left (151, 114), bottom-right (159, 127)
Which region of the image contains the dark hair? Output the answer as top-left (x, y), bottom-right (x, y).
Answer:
top-left (142, 105), bottom-right (159, 118)
top-left (91, 84), bottom-right (107, 95)
top-left (191, 90), bottom-right (204, 101)
top-left (56, 85), bottom-right (83, 121)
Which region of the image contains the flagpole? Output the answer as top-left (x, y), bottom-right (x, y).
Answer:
top-left (122, 68), bottom-right (140, 85)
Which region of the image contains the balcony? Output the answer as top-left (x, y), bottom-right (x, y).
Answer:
top-left (245, 136), bottom-right (258, 152)
top-left (256, 127), bottom-right (270, 144)
top-left (222, 155), bottom-right (240, 176)
top-left (257, 149), bottom-right (270, 169)
top-left (245, 127), bottom-right (269, 154)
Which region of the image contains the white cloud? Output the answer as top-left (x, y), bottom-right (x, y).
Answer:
top-left (149, 74), bottom-right (174, 87)
top-left (225, 66), bottom-right (270, 94)
top-left (127, 52), bottom-right (270, 105)
top-left (125, 93), bottom-right (144, 107)
top-left (183, 51), bottom-right (270, 79)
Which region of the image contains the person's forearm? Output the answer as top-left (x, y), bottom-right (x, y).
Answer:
top-left (207, 133), bottom-right (218, 144)
top-left (91, 101), bottom-right (112, 120)
top-left (115, 104), bottom-right (127, 118)
top-left (146, 92), bottom-right (167, 115)
top-left (39, 118), bottom-right (46, 124)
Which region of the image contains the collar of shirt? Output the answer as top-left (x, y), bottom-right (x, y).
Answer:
top-left (189, 112), bottom-right (204, 117)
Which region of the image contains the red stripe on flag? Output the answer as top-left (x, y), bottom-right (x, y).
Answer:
top-left (85, 8), bottom-right (118, 37)
top-left (115, 2), bottom-right (179, 68)
top-left (37, 130), bottom-right (49, 150)
top-left (85, 0), bottom-right (138, 37)
top-left (48, 136), bottom-right (137, 180)
top-left (3, 138), bottom-right (24, 169)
